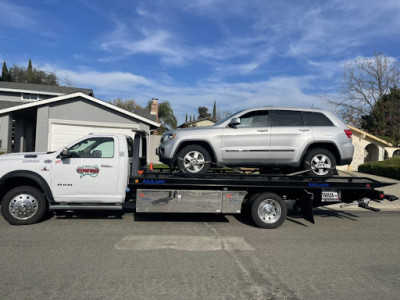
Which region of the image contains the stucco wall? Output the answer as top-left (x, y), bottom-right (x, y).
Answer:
top-left (0, 115), bottom-right (12, 152)
top-left (149, 135), bottom-right (162, 164)
top-left (49, 97), bottom-right (140, 125)
top-left (35, 106), bottom-right (49, 152)
top-left (337, 130), bottom-right (390, 171)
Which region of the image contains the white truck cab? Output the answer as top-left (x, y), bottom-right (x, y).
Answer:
top-left (0, 133), bottom-right (143, 224)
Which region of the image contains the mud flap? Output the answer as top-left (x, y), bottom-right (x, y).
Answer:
top-left (301, 190), bottom-right (315, 224)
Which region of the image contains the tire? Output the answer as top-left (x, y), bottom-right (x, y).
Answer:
top-left (176, 145), bottom-right (211, 174)
top-left (1, 186), bottom-right (47, 225)
top-left (303, 148), bottom-right (336, 177)
top-left (250, 192), bottom-right (287, 229)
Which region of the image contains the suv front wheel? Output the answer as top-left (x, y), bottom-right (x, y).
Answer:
top-left (303, 148), bottom-right (336, 177)
top-left (177, 145), bottom-right (211, 174)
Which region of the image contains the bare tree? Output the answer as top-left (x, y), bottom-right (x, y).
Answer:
top-left (325, 53), bottom-right (400, 127)
top-left (109, 98), bottom-right (143, 112)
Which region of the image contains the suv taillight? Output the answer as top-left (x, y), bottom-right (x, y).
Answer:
top-left (344, 129), bottom-right (352, 138)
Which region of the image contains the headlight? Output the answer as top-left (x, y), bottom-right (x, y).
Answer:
top-left (161, 133), bottom-right (176, 143)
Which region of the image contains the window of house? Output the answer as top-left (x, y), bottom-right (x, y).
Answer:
top-left (21, 93), bottom-right (39, 100)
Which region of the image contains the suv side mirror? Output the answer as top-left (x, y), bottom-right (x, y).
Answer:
top-left (229, 117), bottom-right (241, 128)
top-left (60, 148), bottom-right (70, 159)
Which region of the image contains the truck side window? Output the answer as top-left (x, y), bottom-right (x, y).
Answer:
top-left (69, 137), bottom-right (114, 158)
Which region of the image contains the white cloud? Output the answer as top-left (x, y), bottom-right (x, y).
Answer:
top-left (0, 1), bottom-right (57, 38)
top-left (99, 20), bottom-right (191, 65)
top-left (43, 63), bottom-right (322, 123)
top-left (0, 2), bottom-right (36, 30)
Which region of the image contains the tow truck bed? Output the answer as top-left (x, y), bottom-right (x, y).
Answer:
top-left (129, 172), bottom-right (397, 228)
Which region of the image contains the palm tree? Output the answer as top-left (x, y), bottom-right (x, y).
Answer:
top-left (147, 100), bottom-right (177, 134)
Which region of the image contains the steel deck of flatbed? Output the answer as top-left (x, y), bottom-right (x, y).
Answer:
top-left (130, 172), bottom-right (394, 190)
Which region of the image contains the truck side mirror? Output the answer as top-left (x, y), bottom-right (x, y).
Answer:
top-left (60, 148), bottom-right (70, 159)
top-left (229, 117), bottom-right (241, 128)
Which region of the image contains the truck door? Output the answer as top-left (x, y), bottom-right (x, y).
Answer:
top-left (51, 136), bottom-right (120, 203)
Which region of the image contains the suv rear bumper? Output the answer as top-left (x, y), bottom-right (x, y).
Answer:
top-left (338, 143), bottom-right (354, 165)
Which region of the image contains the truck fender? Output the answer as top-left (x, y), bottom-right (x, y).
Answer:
top-left (1, 170), bottom-right (55, 203)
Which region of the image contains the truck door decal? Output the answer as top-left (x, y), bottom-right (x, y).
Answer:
top-left (76, 165), bottom-right (100, 178)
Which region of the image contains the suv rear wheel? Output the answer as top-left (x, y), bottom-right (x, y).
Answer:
top-left (177, 145), bottom-right (211, 174)
top-left (304, 148), bottom-right (336, 177)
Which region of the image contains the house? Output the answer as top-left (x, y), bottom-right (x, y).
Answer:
top-left (337, 125), bottom-right (400, 171)
top-left (0, 81), bottom-right (94, 109)
top-left (178, 117), bottom-right (216, 128)
top-left (0, 92), bottom-right (160, 153)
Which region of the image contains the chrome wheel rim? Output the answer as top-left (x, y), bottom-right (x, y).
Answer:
top-left (310, 154), bottom-right (331, 176)
top-left (257, 199), bottom-right (281, 224)
top-left (9, 194), bottom-right (39, 220)
top-left (182, 151), bottom-right (205, 173)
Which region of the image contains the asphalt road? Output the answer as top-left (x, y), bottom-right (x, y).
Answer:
top-left (1, 209), bottom-right (399, 300)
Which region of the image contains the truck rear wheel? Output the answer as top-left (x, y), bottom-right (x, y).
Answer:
top-left (250, 192), bottom-right (287, 229)
top-left (1, 186), bottom-right (47, 225)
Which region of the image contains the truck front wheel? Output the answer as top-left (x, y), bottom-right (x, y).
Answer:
top-left (250, 192), bottom-right (287, 229)
top-left (1, 186), bottom-right (47, 225)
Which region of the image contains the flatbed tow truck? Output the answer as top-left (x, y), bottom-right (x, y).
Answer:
top-left (0, 133), bottom-right (398, 228)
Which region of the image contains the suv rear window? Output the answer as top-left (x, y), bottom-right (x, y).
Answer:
top-left (302, 112), bottom-right (334, 126)
top-left (271, 110), bottom-right (304, 126)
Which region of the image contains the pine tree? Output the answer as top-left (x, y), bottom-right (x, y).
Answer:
top-left (212, 100), bottom-right (216, 120)
top-left (185, 113), bottom-right (188, 123)
top-left (1, 61), bottom-right (11, 82)
top-left (27, 59), bottom-right (34, 83)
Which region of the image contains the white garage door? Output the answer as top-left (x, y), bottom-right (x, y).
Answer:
top-left (48, 120), bottom-right (139, 151)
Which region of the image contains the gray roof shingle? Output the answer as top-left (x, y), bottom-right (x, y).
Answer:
top-left (0, 81), bottom-right (94, 96)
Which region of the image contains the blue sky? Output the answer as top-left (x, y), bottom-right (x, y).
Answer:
top-left (1, 0), bottom-right (400, 124)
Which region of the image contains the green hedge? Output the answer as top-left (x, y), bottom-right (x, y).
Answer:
top-left (358, 157), bottom-right (400, 180)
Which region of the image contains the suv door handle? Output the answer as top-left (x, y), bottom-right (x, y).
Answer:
top-left (257, 129), bottom-right (269, 132)
top-left (101, 164), bottom-right (113, 168)
top-left (299, 129), bottom-right (310, 132)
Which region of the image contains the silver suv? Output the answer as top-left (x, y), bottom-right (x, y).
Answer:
top-left (157, 107), bottom-right (354, 176)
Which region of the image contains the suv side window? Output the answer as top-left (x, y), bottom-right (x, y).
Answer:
top-left (302, 112), bottom-right (334, 126)
top-left (237, 110), bottom-right (269, 128)
top-left (271, 110), bottom-right (304, 126)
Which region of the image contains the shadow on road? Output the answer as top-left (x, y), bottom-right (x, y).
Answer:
top-left (53, 210), bottom-right (231, 223)
top-left (284, 209), bottom-right (359, 227)
top-left (133, 212), bottom-right (230, 223)
top-left (51, 207), bottom-right (361, 229)
top-left (53, 210), bottom-right (124, 220)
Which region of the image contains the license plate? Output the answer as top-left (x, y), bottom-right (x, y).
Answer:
top-left (322, 190), bottom-right (340, 202)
